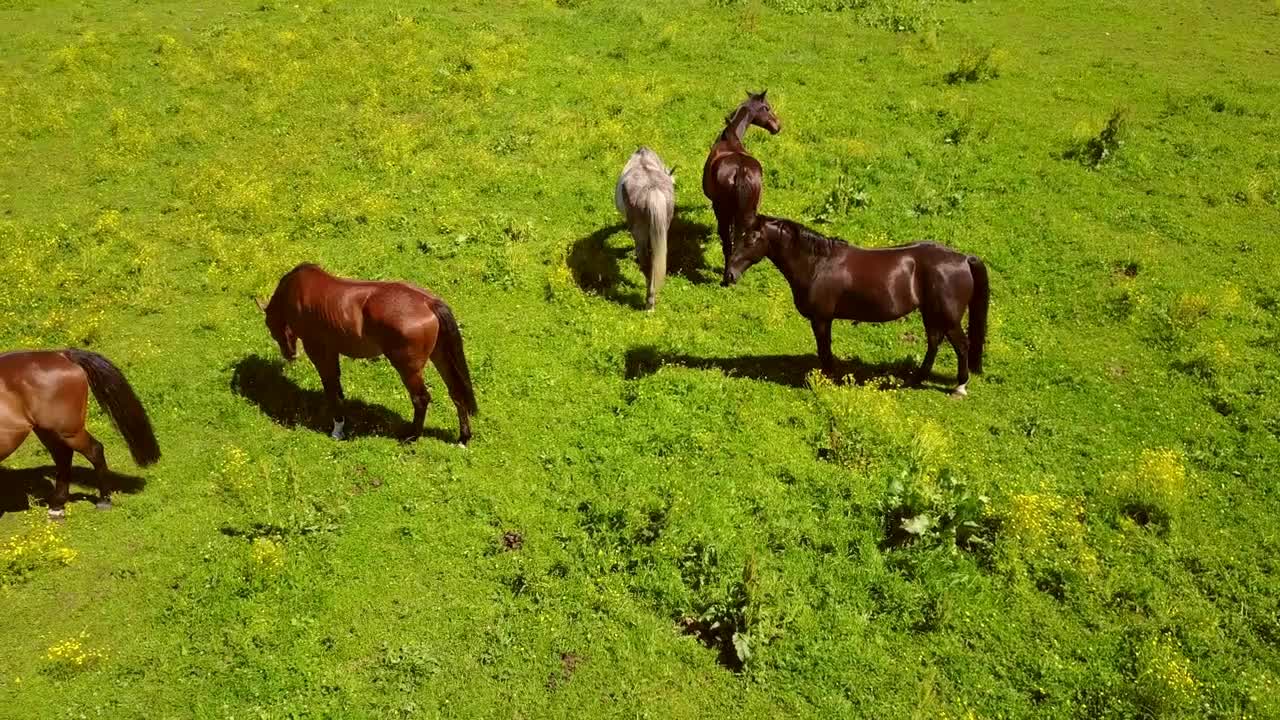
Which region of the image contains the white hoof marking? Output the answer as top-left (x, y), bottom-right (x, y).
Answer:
top-left (48, 508), bottom-right (66, 520)
top-left (951, 383), bottom-right (968, 398)
top-left (331, 419), bottom-right (346, 440)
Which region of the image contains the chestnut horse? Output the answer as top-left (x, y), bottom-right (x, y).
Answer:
top-left (702, 91), bottom-right (781, 285)
top-left (0, 349), bottom-right (160, 518)
top-left (257, 264), bottom-right (478, 444)
top-left (725, 216), bottom-right (989, 395)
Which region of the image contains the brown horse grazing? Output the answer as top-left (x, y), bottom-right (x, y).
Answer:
top-left (725, 216), bottom-right (989, 395)
top-left (0, 349), bottom-right (160, 519)
top-left (702, 90), bottom-right (781, 285)
top-left (257, 264), bottom-right (478, 445)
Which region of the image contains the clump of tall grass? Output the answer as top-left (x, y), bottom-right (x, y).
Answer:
top-left (945, 47), bottom-right (1005, 84)
top-left (1064, 108), bottom-right (1127, 169)
top-left (758, 0), bottom-right (939, 33)
top-left (1106, 448), bottom-right (1190, 533)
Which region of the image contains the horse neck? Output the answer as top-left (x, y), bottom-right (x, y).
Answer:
top-left (720, 106), bottom-right (753, 146)
top-left (766, 225), bottom-right (819, 290)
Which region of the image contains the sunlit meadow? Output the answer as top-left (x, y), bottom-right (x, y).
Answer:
top-left (1, 0), bottom-right (1278, 717)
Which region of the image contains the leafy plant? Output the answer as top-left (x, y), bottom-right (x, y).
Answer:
top-left (881, 466), bottom-right (992, 551)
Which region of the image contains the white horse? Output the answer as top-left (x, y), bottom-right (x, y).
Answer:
top-left (615, 147), bottom-right (675, 310)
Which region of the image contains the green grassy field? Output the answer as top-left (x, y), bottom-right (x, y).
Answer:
top-left (2, 0), bottom-right (1279, 716)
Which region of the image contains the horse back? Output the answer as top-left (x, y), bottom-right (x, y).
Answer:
top-left (0, 351), bottom-right (89, 430)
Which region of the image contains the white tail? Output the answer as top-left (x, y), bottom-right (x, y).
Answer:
top-left (616, 147), bottom-right (676, 310)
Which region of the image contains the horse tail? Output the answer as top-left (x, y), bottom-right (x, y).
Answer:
top-left (645, 188), bottom-right (672, 295)
top-left (732, 165), bottom-right (758, 248)
top-left (63, 349), bottom-right (161, 466)
top-left (428, 299), bottom-right (479, 417)
top-left (966, 257), bottom-right (990, 374)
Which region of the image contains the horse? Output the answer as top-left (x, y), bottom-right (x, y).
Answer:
top-left (256, 264), bottom-right (478, 445)
top-left (0, 349), bottom-right (160, 519)
top-left (616, 147), bottom-right (676, 310)
top-left (724, 216), bottom-right (989, 396)
top-left (702, 90), bottom-right (781, 285)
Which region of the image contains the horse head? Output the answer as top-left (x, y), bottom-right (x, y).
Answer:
top-left (253, 295), bottom-right (296, 361)
top-left (723, 219), bottom-right (772, 286)
top-left (746, 90), bottom-right (781, 134)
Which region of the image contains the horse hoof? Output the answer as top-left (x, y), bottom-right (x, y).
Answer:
top-left (48, 508), bottom-right (66, 521)
top-left (950, 383), bottom-right (968, 398)
top-left (95, 499), bottom-right (113, 511)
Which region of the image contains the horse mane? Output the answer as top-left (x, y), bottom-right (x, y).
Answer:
top-left (769, 217), bottom-right (849, 257)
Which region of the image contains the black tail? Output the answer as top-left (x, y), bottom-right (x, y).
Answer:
top-left (429, 300), bottom-right (479, 417)
top-left (966, 257), bottom-right (989, 374)
top-left (732, 165), bottom-right (759, 248)
top-left (64, 349), bottom-right (161, 466)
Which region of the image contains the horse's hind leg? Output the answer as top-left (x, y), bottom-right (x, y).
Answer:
top-left (35, 430), bottom-right (75, 518)
top-left (391, 354), bottom-right (431, 442)
top-left (713, 203), bottom-right (733, 285)
top-left (945, 327), bottom-right (970, 397)
top-left (63, 429), bottom-right (111, 509)
top-left (912, 326), bottom-right (944, 387)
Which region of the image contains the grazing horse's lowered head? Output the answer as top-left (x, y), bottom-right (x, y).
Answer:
top-left (254, 294), bottom-right (296, 361)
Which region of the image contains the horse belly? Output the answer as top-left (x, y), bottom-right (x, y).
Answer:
top-left (831, 279), bottom-right (917, 323)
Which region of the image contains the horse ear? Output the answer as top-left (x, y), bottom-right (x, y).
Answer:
top-left (761, 89), bottom-right (768, 99)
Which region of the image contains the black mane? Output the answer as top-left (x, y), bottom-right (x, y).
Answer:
top-left (765, 216), bottom-right (849, 256)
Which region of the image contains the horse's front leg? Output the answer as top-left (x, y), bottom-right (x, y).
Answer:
top-left (810, 318), bottom-right (836, 378)
top-left (309, 348), bottom-right (346, 439)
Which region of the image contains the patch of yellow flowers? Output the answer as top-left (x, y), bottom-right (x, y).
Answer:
top-left (1005, 492), bottom-right (1085, 550)
top-left (250, 537), bottom-right (285, 574)
top-left (1, 513), bottom-right (77, 586)
top-left (44, 631), bottom-right (104, 669)
top-left (1137, 636), bottom-right (1198, 711)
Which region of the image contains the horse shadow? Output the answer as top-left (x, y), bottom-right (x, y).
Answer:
top-left (568, 205), bottom-right (715, 308)
top-left (229, 355), bottom-right (454, 443)
top-left (0, 465), bottom-right (146, 517)
top-left (623, 345), bottom-right (949, 390)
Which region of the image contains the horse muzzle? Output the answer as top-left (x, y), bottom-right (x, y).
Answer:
top-left (722, 269), bottom-right (742, 286)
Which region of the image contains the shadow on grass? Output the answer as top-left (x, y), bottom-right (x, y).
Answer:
top-left (568, 205), bottom-right (715, 309)
top-left (229, 355), bottom-right (454, 443)
top-left (0, 465), bottom-right (146, 517)
top-left (624, 345), bottom-right (952, 390)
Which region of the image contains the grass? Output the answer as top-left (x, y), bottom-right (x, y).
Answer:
top-left (1, 0), bottom-right (1279, 717)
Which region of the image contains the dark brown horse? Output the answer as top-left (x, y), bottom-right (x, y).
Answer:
top-left (0, 349), bottom-right (160, 518)
top-left (725, 216), bottom-right (989, 395)
top-left (703, 91), bottom-right (781, 285)
top-left (257, 264), bottom-right (478, 444)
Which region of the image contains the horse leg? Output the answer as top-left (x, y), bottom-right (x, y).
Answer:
top-left (393, 358), bottom-right (431, 442)
top-left (810, 318), bottom-right (836, 378)
top-left (33, 429), bottom-right (72, 519)
top-left (307, 349), bottom-right (346, 439)
top-left (946, 327), bottom-right (971, 397)
top-left (714, 205), bottom-right (733, 285)
top-left (59, 429), bottom-right (111, 510)
top-left (913, 327), bottom-right (944, 387)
